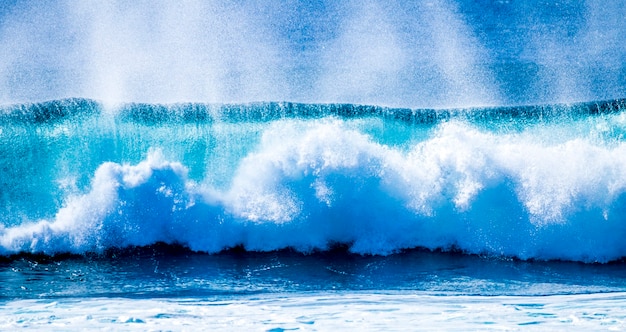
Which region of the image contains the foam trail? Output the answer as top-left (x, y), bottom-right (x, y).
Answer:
top-left (2, 114), bottom-right (626, 262)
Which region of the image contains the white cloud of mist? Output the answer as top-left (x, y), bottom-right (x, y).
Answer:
top-left (0, 1), bottom-right (291, 104)
top-left (0, 0), bottom-right (624, 108)
top-left (422, 0), bottom-right (501, 107)
top-left (317, 0), bottom-right (409, 106)
top-left (316, 0), bottom-right (501, 108)
top-left (69, 0), bottom-right (289, 104)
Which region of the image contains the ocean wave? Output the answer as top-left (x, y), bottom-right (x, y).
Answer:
top-left (2, 101), bottom-right (626, 262)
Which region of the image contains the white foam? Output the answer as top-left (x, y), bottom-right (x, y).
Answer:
top-left (2, 292), bottom-right (626, 330)
top-left (2, 119), bottom-right (626, 262)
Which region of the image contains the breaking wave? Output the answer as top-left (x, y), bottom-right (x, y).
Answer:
top-left (1, 98), bottom-right (626, 263)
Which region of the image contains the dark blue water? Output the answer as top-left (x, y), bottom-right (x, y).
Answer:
top-left (3, 247), bottom-right (626, 301)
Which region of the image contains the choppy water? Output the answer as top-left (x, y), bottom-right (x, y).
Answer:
top-left (2, 249), bottom-right (626, 330)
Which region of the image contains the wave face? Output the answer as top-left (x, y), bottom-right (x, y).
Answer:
top-left (1, 98), bottom-right (626, 262)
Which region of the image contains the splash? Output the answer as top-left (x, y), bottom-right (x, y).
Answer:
top-left (2, 99), bottom-right (626, 262)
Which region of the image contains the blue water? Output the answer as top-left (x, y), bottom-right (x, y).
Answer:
top-left (2, 0), bottom-right (626, 330)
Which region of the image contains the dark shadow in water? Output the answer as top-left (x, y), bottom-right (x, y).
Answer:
top-left (2, 244), bottom-right (626, 300)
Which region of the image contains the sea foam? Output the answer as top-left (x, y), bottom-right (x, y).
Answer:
top-left (2, 104), bottom-right (626, 262)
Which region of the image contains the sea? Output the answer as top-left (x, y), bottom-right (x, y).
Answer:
top-left (2, 0), bottom-right (626, 331)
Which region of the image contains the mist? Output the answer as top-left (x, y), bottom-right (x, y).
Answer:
top-left (0, 0), bottom-right (624, 108)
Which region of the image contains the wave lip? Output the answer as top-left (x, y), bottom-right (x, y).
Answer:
top-left (2, 98), bottom-right (625, 125)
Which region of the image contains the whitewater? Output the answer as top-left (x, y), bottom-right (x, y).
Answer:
top-left (1, 98), bottom-right (626, 263)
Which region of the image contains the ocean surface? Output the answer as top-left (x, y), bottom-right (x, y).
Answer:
top-left (2, 0), bottom-right (626, 330)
